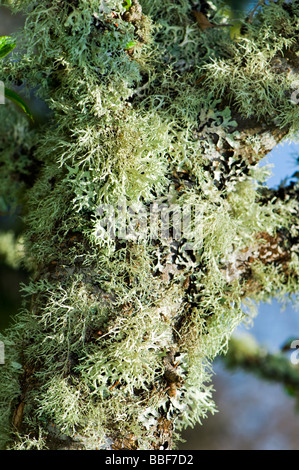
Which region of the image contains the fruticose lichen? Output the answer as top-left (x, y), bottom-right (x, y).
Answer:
top-left (0, 0), bottom-right (298, 449)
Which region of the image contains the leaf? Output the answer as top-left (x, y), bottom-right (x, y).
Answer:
top-left (4, 87), bottom-right (34, 121)
top-left (193, 11), bottom-right (232, 32)
top-left (125, 40), bottom-right (137, 50)
top-left (123, 0), bottom-right (131, 11)
top-left (192, 11), bottom-right (215, 30)
top-left (0, 36), bottom-right (16, 59)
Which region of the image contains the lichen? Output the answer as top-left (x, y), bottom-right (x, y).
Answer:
top-left (0, 0), bottom-right (298, 449)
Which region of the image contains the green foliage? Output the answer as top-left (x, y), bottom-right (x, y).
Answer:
top-left (0, 36), bottom-right (15, 59)
top-left (4, 87), bottom-right (34, 121)
top-left (0, 36), bottom-right (33, 120)
top-left (0, 0), bottom-right (298, 450)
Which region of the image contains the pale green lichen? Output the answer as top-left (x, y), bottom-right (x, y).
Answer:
top-left (202, 1), bottom-right (299, 129)
top-left (0, 0), bottom-right (298, 450)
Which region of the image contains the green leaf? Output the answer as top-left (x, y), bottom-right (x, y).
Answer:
top-left (0, 36), bottom-right (16, 59)
top-left (4, 87), bottom-right (34, 121)
top-left (125, 41), bottom-right (137, 50)
top-left (123, 0), bottom-right (131, 11)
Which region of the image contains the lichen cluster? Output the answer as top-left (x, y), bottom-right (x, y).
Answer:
top-left (0, 0), bottom-right (298, 449)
